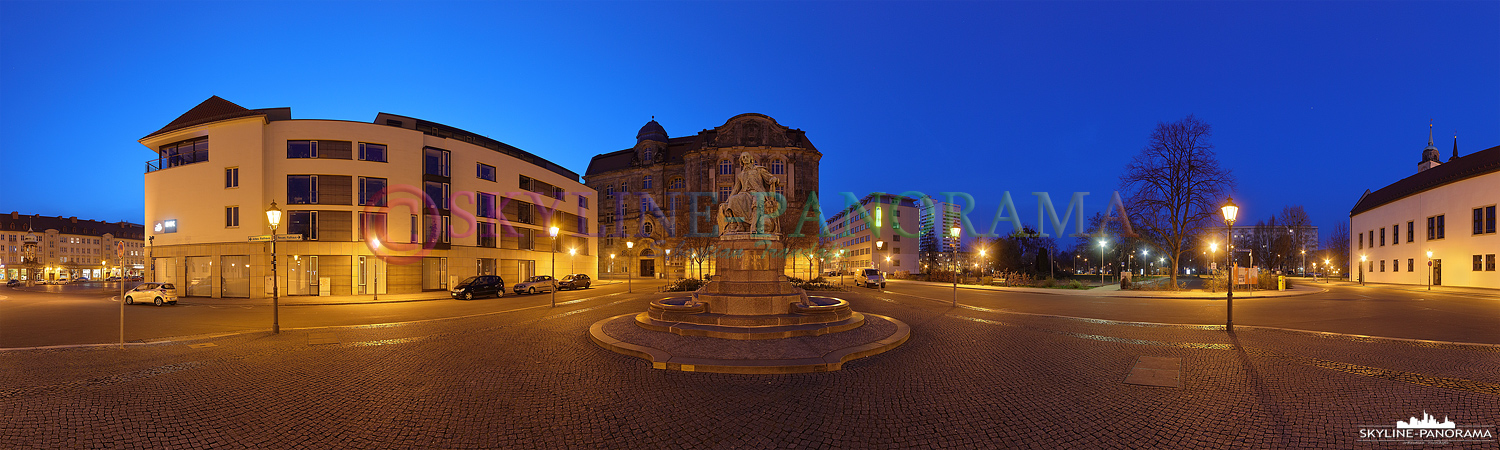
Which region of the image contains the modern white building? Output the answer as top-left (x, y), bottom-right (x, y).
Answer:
top-left (1349, 131), bottom-right (1497, 289)
top-left (826, 193), bottom-right (921, 274)
top-left (141, 96), bottom-right (596, 298)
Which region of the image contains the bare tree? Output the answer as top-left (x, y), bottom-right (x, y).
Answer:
top-left (1278, 205), bottom-right (1312, 273)
top-left (1118, 115), bottom-right (1236, 287)
top-left (1325, 221), bottom-right (1350, 278)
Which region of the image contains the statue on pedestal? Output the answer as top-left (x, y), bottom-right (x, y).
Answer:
top-left (717, 152), bottom-right (783, 235)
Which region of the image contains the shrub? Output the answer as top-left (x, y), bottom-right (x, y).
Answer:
top-left (1040, 278), bottom-right (1057, 288)
top-left (1067, 279), bottom-right (1084, 289)
top-left (661, 278), bottom-right (707, 292)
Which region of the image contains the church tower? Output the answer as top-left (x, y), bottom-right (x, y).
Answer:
top-left (1417, 121), bottom-right (1442, 173)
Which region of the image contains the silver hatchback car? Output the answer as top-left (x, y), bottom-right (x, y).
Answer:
top-left (125, 282), bottom-right (179, 306)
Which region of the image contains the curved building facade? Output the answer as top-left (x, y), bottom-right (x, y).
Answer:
top-left (141, 96), bottom-right (596, 298)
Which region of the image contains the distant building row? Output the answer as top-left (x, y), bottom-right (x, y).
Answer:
top-left (0, 212), bottom-right (145, 282)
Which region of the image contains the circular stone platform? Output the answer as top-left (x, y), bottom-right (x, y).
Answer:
top-left (590, 312), bottom-right (910, 374)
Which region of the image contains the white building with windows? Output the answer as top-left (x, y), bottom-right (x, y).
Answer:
top-left (0, 213), bottom-right (145, 282)
top-left (141, 96), bottom-right (596, 298)
top-left (1349, 131), bottom-right (1498, 289)
top-left (826, 194), bottom-right (921, 274)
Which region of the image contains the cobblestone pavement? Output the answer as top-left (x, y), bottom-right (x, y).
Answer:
top-left (3, 288), bottom-right (1498, 449)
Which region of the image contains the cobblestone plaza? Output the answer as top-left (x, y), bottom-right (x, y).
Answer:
top-left (4, 286), bottom-right (1497, 448)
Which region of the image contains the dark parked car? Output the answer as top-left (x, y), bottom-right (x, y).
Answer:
top-left (450, 275), bottom-right (505, 300)
top-left (558, 274), bottom-right (591, 290)
top-left (5, 279), bottom-right (19, 287)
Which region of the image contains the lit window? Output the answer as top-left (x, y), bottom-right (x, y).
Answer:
top-left (358, 143), bottom-right (387, 162)
top-left (288, 140), bottom-right (318, 159)
top-left (477, 163), bottom-right (496, 182)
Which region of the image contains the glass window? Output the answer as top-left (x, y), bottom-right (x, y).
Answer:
top-left (479, 222), bottom-right (496, 248)
top-left (288, 211), bottom-right (318, 240)
top-left (1392, 224), bottom-right (1399, 245)
top-left (579, 195), bottom-right (589, 209)
top-left (1407, 221), bottom-right (1414, 242)
top-left (157, 137), bottom-right (208, 170)
top-left (1435, 215), bottom-right (1445, 239)
top-left (643, 176), bottom-right (653, 189)
top-left (618, 182), bottom-right (626, 195)
top-left (358, 143), bottom-right (387, 162)
top-left (1392, 259), bottom-right (1398, 272)
top-left (719, 186), bottom-right (730, 202)
top-left (359, 177), bottom-right (387, 206)
top-left (425, 181), bottom-right (450, 210)
top-left (288, 140), bottom-right (318, 159)
top-left (771, 159), bottom-right (784, 175)
top-left (225, 206), bottom-right (239, 228)
top-left (225, 167), bottom-right (239, 188)
top-left (288, 175), bottom-right (318, 205)
top-left (1476, 255), bottom-right (1484, 272)
top-left (1379, 228), bottom-right (1385, 246)
top-left (719, 159), bottom-right (731, 175)
top-left (478, 193), bottom-right (496, 218)
top-left (424, 147), bottom-right (450, 177)
top-left (671, 177), bottom-right (684, 189)
top-left (359, 212), bottom-right (386, 242)
top-left (478, 163), bottom-right (496, 181)
top-left (1408, 259), bottom-right (1414, 272)
top-left (1488, 254), bottom-right (1496, 271)
top-left (604, 186), bottom-right (614, 198)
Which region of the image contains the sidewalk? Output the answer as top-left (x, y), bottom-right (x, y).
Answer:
top-left (887, 278), bottom-right (1325, 299)
top-left (1325, 279), bottom-right (1500, 298)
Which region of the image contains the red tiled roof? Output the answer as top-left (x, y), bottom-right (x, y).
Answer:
top-left (1350, 144), bottom-right (1500, 217)
top-left (141, 96), bottom-right (290, 140)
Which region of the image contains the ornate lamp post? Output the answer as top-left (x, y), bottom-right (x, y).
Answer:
top-left (665, 249), bottom-right (671, 279)
top-left (1360, 254), bottom-right (1367, 286)
top-left (266, 201), bottom-right (283, 334)
top-left (549, 226), bottom-right (559, 307)
top-left (625, 241), bottom-right (634, 294)
top-left (371, 238), bottom-right (380, 301)
top-left (876, 240), bottom-right (885, 271)
top-left (569, 248), bottom-right (576, 275)
top-left (1220, 197), bottom-right (1238, 332)
top-left (979, 249), bottom-right (987, 276)
top-left (950, 226), bottom-right (960, 306)
top-left (1323, 259), bottom-right (1330, 283)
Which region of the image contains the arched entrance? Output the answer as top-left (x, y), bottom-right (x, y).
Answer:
top-left (638, 249), bottom-right (656, 278)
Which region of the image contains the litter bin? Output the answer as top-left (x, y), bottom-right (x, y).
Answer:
top-left (1277, 275), bottom-right (1285, 291)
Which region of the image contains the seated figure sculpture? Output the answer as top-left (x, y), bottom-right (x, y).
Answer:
top-left (716, 152), bottom-right (784, 235)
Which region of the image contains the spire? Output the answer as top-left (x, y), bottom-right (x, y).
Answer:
top-left (1452, 131), bottom-right (1459, 160)
top-left (1428, 119), bottom-right (1434, 146)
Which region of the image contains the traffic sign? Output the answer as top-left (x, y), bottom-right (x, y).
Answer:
top-left (275, 234), bottom-right (304, 241)
top-left (248, 235), bottom-right (273, 242)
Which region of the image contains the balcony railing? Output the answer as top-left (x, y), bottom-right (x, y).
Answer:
top-left (144, 149), bottom-right (209, 173)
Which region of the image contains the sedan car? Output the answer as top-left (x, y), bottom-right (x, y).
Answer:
top-left (125, 282), bottom-right (178, 306)
top-left (5, 279), bottom-right (19, 287)
top-left (513, 275), bottom-right (557, 295)
top-left (557, 274), bottom-right (591, 290)
top-left (450, 275), bottom-right (505, 300)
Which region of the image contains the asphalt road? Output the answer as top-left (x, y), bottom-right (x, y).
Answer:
top-left (3, 278), bottom-right (1496, 348)
top-left (0, 280), bottom-right (673, 349)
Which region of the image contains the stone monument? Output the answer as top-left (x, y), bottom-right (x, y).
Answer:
top-left (590, 153), bottom-right (908, 373)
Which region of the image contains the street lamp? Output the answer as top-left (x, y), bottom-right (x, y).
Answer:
top-left (1360, 254), bottom-right (1367, 286)
top-left (1220, 197), bottom-right (1238, 332)
top-left (1098, 239), bottom-right (1108, 284)
top-left (979, 249), bottom-right (987, 276)
top-left (625, 241), bottom-right (634, 293)
top-left (876, 240), bottom-right (884, 271)
top-left (1300, 249), bottom-right (1307, 277)
top-left (549, 226), bottom-right (559, 307)
top-left (569, 248), bottom-right (576, 275)
top-left (1323, 259), bottom-right (1330, 283)
top-left (1426, 250), bottom-right (1433, 291)
top-left (665, 249), bottom-right (671, 279)
top-left (610, 253), bottom-right (615, 274)
top-left (371, 238), bottom-right (380, 301)
top-left (950, 226), bottom-right (960, 306)
top-left (266, 201), bottom-right (282, 334)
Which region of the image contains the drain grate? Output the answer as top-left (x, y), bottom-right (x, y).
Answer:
top-left (1124, 356), bottom-right (1181, 388)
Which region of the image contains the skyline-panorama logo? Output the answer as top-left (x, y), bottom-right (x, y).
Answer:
top-left (1359, 411), bottom-right (1495, 445)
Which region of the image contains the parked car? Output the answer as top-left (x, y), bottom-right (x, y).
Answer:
top-left (73, 277), bottom-right (90, 283)
top-left (557, 274), bottom-right (591, 290)
top-left (125, 282), bottom-right (178, 306)
top-left (34, 279), bottom-right (50, 285)
top-left (513, 275), bottom-right (557, 295)
top-left (861, 268), bottom-right (886, 289)
top-left (106, 276), bottom-right (122, 282)
top-left (5, 279), bottom-right (19, 287)
top-left (450, 275), bottom-right (505, 300)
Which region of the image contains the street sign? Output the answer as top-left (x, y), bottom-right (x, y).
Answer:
top-left (248, 235), bottom-right (273, 242)
top-left (115, 241), bottom-right (124, 257)
top-left (275, 234), bottom-right (304, 241)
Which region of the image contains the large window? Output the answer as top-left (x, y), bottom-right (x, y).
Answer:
top-left (579, 195), bottom-right (589, 210)
top-left (771, 159), bottom-right (785, 175)
top-left (478, 163), bottom-right (496, 181)
top-left (359, 177), bottom-right (387, 206)
top-left (359, 212), bottom-right (387, 241)
top-left (225, 167), bottom-right (239, 188)
top-left (1474, 205), bottom-right (1497, 235)
top-left (424, 181), bottom-right (450, 210)
top-left (359, 143), bottom-right (387, 162)
top-left (718, 159), bottom-right (732, 175)
top-left (478, 193), bottom-right (496, 218)
top-left (288, 211), bottom-right (318, 240)
top-left (1427, 215), bottom-right (1445, 240)
top-left (288, 175), bottom-right (318, 204)
top-left (479, 222), bottom-right (496, 248)
top-left (424, 147), bottom-right (451, 177)
top-left (225, 206), bottom-right (239, 228)
top-left (670, 177), bottom-right (684, 189)
top-left (157, 137), bottom-right (208, 170)
top-left (643, 176), bottom-right (653, 189)
top-left (288, 140), bottom-right (318, 158)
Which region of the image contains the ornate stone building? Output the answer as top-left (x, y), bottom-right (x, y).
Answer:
top-left (584, 114), bottom-right (823, 280)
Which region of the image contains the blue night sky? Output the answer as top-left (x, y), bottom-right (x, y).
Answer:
top-left (2, 1), bottom-right (1496, 250)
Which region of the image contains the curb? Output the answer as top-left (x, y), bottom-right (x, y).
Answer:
top-left (589, 312), bottom-right (912, 374)
top-left (897, 281), bottom-right (1328, 300)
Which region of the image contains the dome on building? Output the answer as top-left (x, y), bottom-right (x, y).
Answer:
top-left (636, 119), bottom-right (667, 143)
